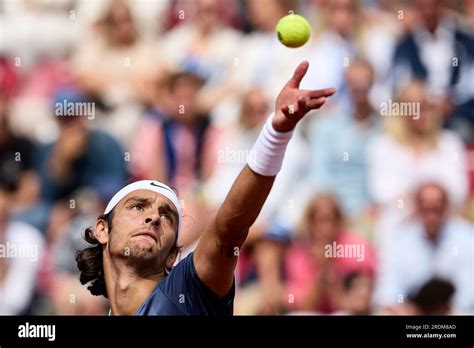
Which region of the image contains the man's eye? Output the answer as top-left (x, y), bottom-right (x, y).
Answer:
top-left (160, 213), bottom-right (172, 221)
top-left (131, 204), bottom-right (144, 211)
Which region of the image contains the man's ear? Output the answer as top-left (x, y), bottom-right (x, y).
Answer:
top-left (95, 219), bottom-right (109, 245)
top-left (165, 246), bottom-right (180, 271)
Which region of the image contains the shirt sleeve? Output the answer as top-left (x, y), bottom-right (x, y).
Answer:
top-left (158, 252), bottom-right (235, 316)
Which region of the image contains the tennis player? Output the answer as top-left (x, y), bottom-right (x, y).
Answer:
top-left (76, 61), bottom-right (336, 315)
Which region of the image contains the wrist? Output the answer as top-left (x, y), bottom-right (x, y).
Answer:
top-left (247, 113), bottom-right (294, 177)
top-left (272, 110), bottom-right (297, 133)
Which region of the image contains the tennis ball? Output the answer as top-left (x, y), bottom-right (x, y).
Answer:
top-left (276, 13), bottom-right (311, 48)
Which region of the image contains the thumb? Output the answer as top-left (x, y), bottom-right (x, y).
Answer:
top-left (285, 61), bottom-right (309, 89)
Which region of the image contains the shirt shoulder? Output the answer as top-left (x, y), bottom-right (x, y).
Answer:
top-left (136, 252), bottom-right (235, 316)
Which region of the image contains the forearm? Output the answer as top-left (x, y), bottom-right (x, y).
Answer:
top-left (214, 166), bottom-right (275, 245)
top-left (214, 113), bottom-right (293, 244)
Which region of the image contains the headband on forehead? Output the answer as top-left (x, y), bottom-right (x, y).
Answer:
top-left (104, 180), bottom-right (182, 233)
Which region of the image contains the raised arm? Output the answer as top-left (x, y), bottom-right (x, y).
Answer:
top-left (194, 61), bottom-right (336, 296)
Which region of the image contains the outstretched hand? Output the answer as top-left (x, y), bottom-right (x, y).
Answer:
top-left (272, 61), bottom-right (336, 132)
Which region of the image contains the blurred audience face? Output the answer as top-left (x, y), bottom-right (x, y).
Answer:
top-left (415, 183), bottom-right (449, 240)
top-left (239, 88), bottom-right (269, 130)
top-left (325, 0), bottom-right (357, 37)
top-left (306, 194), bottom-right (343, 244)
top-left (168, 73), bottom-right (204, 121)
top-left (195, 0), bottom-right (221, 33)
top-left (399, 82), bottom-right (441, 136)
top-left (104, 0), bottom-right (137, 46)
top-left (247, 0), bottom-right (290, 32)
top-left (416, 0), bottom-right (444, 32)
top-left (346, 60), bottom-right (374, 106)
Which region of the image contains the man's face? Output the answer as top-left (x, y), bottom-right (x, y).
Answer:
top-left (170, 77), bottom-right (202, 121)
top-left (416, 0), bottom-right (443, 31)
top-left (327, 0), bottom-right (355, 37)
top-left (309, 199), bottom-right (340, 245)
top-left (417, 185), bottom-right (447, 239)
top-left (196, 0), bottom-right (220, 31)
top-left (105, 190), bottom-right (179, 271)
top-left (346, 63), bottom-right (373, 105)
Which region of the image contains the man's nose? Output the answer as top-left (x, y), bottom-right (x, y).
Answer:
top-left (145, 215), bottom-right (161, 227)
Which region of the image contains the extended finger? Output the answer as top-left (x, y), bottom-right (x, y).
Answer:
top-left (305, 97), bottom-right (327, 111)
top-left (308, 88), bottom-right (336, 99)
top-left (285, 61), bottom-right (310, 89)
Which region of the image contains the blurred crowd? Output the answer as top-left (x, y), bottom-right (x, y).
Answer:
top-left (0, 0), bottom-right (473, 315)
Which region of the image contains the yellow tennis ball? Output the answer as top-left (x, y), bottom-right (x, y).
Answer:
top-left (276, 13), bottom-right (311, 48)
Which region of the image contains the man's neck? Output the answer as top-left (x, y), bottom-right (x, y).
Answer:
top-left (104, 257), bottom-right (164, 315)
top-left (354, 103), bottom-right (374, 123)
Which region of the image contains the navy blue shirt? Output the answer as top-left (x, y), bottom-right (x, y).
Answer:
top-left (135, 252), bottom-right (235, 316)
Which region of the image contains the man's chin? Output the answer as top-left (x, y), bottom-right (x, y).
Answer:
top-left (135, 235), bottom-right (158, 248)
top-left (122, 240), bottom-right (160, 261)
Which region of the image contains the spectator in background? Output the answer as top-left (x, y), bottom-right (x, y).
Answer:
top-left (47, 190), bottom-right (107, 315)
top-left (352, 0), bottom-right (406, 106)
top-left (35, 89), bottom-right (127, 206)
top-left (307, 59), bottom-right (379, 224)
top-left (159, 0), bottom-right (241, 121)
top-left (283, 194), bottom-right (376, 315)
top-left (373, 183), bottom-right (474, 314)
top-left (367, 81), bottom-right (468, 252)
top-left (230, 0), bottom-right (304, 105)
top-left (410, 277), bottom-right (456, 315)
top-left (300, 0), bottom-right (362, 105)
top-left (236, 193), bottom-right (376, 315)
top-left (392, 0), bottom-right (474, 144)
top-left (1, 2), bottom-right (79, 144)
top-left (75, 0), bottom-right (172, 39)
top-left (0, 94), bottom-right (40, 220)
top-left (130, 71), bottom-right (220, 249)
top-left (131, 71), bottom-right (218, 189)
top-left (74, 0), bottom-right (167, 147)
top-left (0, 57), bottom-right (18, 100)
top-left (0, 181), bottom-right (45, 314)
top-left (163, 0), bottom-right (242, 32)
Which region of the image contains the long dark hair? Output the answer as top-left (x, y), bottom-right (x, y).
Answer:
top-left (76, 212), bottom-right (114, 298)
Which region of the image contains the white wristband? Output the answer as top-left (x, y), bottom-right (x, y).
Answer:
top-left (247, 113), bottom-right (294, 176)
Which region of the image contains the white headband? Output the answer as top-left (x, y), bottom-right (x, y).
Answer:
top-left (104, 180), bottom-right (182, 233)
